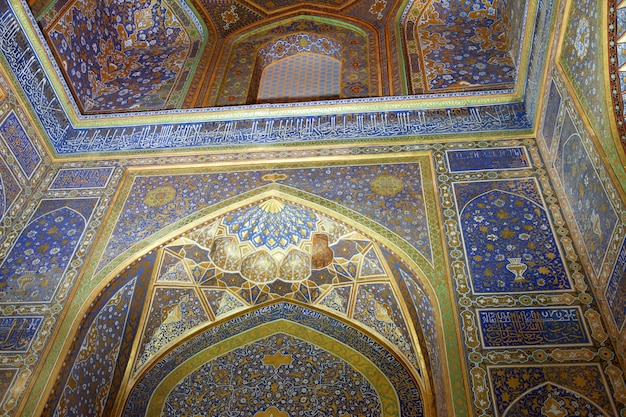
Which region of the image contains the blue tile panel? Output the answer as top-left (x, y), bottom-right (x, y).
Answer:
top-left (454, 179), bottom-right (571, 293)
top-left (605, 238), bottom-right (626, 331)
top-left (49, 167), bottom-right (114, 189)
top-left (446, 147), bottom-right (530, 172)
top-left (478, 307), bottom-right (589, 348)
top-left (0, 198), bottom-right (98, 303)
top-left (0, 316), bottom-right (43, 352)
top-left (556, 123), bottom-right (618, 274)
top-left (0, 112), bottom-right (41, 179)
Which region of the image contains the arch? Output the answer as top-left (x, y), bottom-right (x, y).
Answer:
top-left (141, 313), bottom-right (402, 416)
top-left (212, 15), bottom-right (378, 106)
top-left (46, 186), bottom-right (451, 416)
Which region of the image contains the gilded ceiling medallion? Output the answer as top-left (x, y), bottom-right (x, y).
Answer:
top-left (143, 185), bottom-right (176, 207)
top-left (370, 174), bottom-right (404, 197)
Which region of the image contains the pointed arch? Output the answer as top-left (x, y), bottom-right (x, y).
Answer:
top-left (44, 184), bottom-right (453, 416)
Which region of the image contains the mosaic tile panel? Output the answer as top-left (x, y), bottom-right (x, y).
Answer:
top-left (101, 163), bottom-right (431, 270)
top-left (164, 333), bottom-right (383, 416)
top-left (45, 0), bottom-right (204, 113)
top-left (477, 307), bottom-right (589, 348)
top-left (446, 147), bottom-right (530, 172)
top-left (488, 365), bottom-right (617, 417)
top-left (0, 316), bottom-right (43, 352)
top-left (0, 198), bottom-right (98, 303)
top-left (0, 155), bottom-right (22, 220)
top-left (53, 279), bottom-right (136, 417)
top-left (126, 303), bottom-right (424, 417)
top-left (49, 167), bottom-right (114, 190)
top-left (556, 122), bottom-right (618, 274)
top-left (605, 238), bottom-right (626, 331)
top-left (454, 179), bottom-right (570, 293)
top-left (0, 112), bottom-right (41, 180)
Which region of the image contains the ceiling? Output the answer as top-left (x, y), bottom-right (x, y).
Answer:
top-left (28, 0), bottom-right (528, 114)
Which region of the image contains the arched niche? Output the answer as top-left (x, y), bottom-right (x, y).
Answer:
top-left (211, 15), bottom-right (379, 106)
top-left (44, 189), bottom-right (451, 416)
top-left (249, 33), bottom-right (343, 103)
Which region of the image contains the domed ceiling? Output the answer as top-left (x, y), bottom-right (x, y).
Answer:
top-left (28, 0), bottom-right (530, 114)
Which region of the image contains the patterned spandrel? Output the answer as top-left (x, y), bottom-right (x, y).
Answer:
top-left (101, 163), bottom-right (431, 270)
top-left (163, 333), bottom-right (383, 417)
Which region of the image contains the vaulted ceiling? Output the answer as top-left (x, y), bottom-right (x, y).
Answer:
top-left (29, 0), bottom-right (528, 114)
